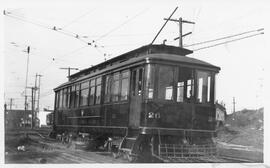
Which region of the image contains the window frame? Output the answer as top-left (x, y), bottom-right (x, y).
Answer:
top-left (75, 84), bottom-right (80, 107)
top-left (111, 72), bottom-right (120, 102)
top-left (156, 64), bottom-right (176, 101)
top-left (195, 69), bottom-right (215, 104)
top-left (95, 77), bottom-right (102, 105)
top-left (120, 70), bottom-right (130, 101)
top-left (148, 63), bottom-right (216, 104)
top-left (104, 75), bottom-right (112, 103)
top-left (79, 80), bottom-right (90, 107)
top-left (89, 78), bottom-right (96, 105)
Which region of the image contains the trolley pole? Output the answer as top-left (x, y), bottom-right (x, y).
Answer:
top-left (151, 7), bottom-right (178, 45)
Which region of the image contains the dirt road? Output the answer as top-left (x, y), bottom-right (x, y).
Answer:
top-left (5, 132), bottom-right (128, 164)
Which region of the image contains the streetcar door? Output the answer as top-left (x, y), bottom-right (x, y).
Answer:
top-left (129, 67), bottom-right (144, 128)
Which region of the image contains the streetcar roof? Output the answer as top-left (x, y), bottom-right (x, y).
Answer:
top-left (54, 49), bottom-right (220, 90)
top-left (69, 44), bottom-right (193, 79)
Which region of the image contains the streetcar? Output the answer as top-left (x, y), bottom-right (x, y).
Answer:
top-left (52, 44), bottom-right (220, 162)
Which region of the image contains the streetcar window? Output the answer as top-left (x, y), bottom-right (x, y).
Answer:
top-left (80, 81), bottom-right (89, 106)
top-left (138, 69), bottom-right (143, 96)
top-left (62, 88), bottom-right (67, 108)
top-left (131, 70), bottom-right (136, 96)
top-left (96, 77), bottom-right (101, 85)
top-left (145, 64), bottom-right (155, 99)
top-left (59, 89), bottom-right (63, 108)
top-left (89, 79), bottom-right (95, 105)
top-left (104, 75), bottom-right (111, 103)
top-left (177, 67), bottom-right (194, 102)
top-left (120, 71), bottom-right (129, 100)
top-left (95, 77), bottom-right (102, 104)
top-left (177, 82), bottom-right (184, 102)
top-left (196, 71), bottom-right (211, 103)
top-left (207, 76), bottom-right (211, 102)
top-left (55, 91), bottom-right (60, 109)
top-left (66, 87), bottom-right (70, 108)
top-left (70, 85), bottom-right (76, 107)
top-left (112, 72), bottom-right (120, 102)
top-left (157, 65), bottom-right (174, 100)
top-left (75, 84), bottom-right (80, 107)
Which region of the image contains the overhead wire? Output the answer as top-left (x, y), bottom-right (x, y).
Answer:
top-left (193, 32), bottom-right (264, 51)
top-left (185, 28), bottom-right (264, 47)
top-left (5, 10), bottom-right (111, 60)
top-left (5, 12), bottom-right (99, 74)
top-left (4, 8), bottom-right (152, 62)
top-left (96, 8), bottom-right (149, 42)
top-left (61, 8), bottom-right (97, 29)
top-left (4, 11), bottom-right (97, 46)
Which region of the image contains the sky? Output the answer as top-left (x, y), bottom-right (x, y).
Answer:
top-left (1, 0), bottom-right (269, 119)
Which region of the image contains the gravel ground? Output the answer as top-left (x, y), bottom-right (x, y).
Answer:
top-left (5, 133), bottom-right (128, 164)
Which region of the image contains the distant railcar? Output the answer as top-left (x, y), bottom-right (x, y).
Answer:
top-left (46, 112), bottom-right (54, 126)
top-left (52, 44), bottom-right (220, 162)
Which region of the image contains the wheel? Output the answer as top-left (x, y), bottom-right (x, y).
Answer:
top-left (135, 138), bottom-right (153, 163)
top-left (127, 153), bottom-right (137, 163)
top-left (112, 151), bottom-right (120, 159)
top-left (111, 145), bottom-right (120, 159)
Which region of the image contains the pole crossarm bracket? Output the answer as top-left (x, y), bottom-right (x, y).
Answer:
top-left (60, 67), bottom-right (79, 80)
top-left (164, 18), bottom-right (195, 24)
top-left (164, 17), bottom-right (195, 47)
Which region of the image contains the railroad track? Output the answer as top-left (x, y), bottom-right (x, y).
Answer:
top-left (159, 156), bottom-right (249, 163)
top-left (5, 128), bottom-right (256, 163)
top-left (218, 155), bottom-right (255, 163)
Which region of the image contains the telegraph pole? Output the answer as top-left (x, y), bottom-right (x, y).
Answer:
top-left (24, 46), bottom-right (30, 128)
top-left (9, 98), bottom-right (13, 110)
top-left (27, 86), bottom-right (37, 129)
top-left (164, 17), bottom-right (195, 47)
top-left (33, 73), bottom-right (42, 127)
top-left (233, 97), bottom-right (236, 114)
top-left (37, 74), bottom-right (42, 119)
top-left (60, 67), bottom-right (79, 80)
top-left (4, 103), bottom-right (7, 130)
top-left (31, 87), bottom-right (34, 129)
top-left (34, 73), bottom-right (38, 109)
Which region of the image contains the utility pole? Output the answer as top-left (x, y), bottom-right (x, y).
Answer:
top-left (60, 67), bottom-right (79, 81)
top-left (33, 74), bottom-right (37, 126)
top-left (31, 87), bottom-right (34, 129)
top-left (233, 97), bottom-right (236, 114)
top-left (9, 98), bottom-right (14, 110)
top-left (164, 17), bottom-right (195, 47)
top-left (33, 73), bottom-right (42, 127)
top-left (37, 74), bottom-right (42, 125)
top-left (34, 73), bottom-right (38, 108)
top-left (26, 86), bottom-right (37, 129)
top-left (4, 103), bottom-right (7, 129)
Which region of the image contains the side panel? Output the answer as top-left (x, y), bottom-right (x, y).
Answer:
top-left (142, 101), bottom-right (215, 130)
top-left (104, 103), bottom-right (129, 126)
